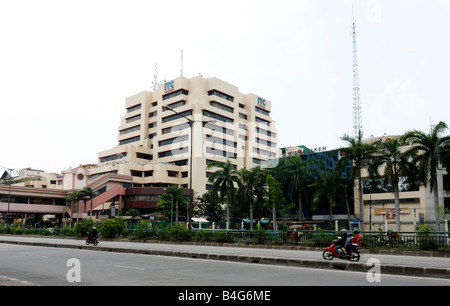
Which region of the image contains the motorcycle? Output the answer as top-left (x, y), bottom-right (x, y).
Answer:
top-left (86, 234), bottom-right (99, 246)
top-left (322, 240), bottom-right (361, 262)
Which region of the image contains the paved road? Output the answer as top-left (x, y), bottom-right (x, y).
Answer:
top-left (0, 243), bottom-right (449, 287)
top-left (1, 235), bottom-right (449, 270)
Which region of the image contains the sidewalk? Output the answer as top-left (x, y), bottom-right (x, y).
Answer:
top-left (1, 235), bottom-right (449, 280)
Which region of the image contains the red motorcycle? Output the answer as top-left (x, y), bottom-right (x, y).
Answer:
top-left (322, 240), bottom-right (361, 262)
top-left (86, 234), bottom-right (99, 246)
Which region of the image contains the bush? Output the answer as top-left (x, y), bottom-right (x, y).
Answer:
top-left (168, 224), bottom-right (192, 242)
top-left (213, 230), bottom-right (233, 243)
top-left (135, 220), bottom-right (154, 239)
top-left (73, 219), bottom-right (97, 237)
top-left (99, 217), bottom-right (126, 238)
top-left (417, 224), bottom-right (438, 250)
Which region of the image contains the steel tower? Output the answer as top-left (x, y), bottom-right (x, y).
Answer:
top-left (352, 7), bottom-right (363, 138)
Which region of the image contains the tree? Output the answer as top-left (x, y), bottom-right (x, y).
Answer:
top-left (207, 160), bottom-right (240, 230)
top-left (286, 155), bottom-right (320, 220)
top-left (236, 167), bottom-right (266, 230)
top-left (195, 191), bottom-right (223, 223)
top-left (337, 131), bottom-right (378, 225)
top-left (368, 138), bottom-right (415, 231)
top-left (66, 191), bottom-right (82, 222)
top-left (309, 169), bottom-right (346, 223)
top-left (78, 187), bottom-right (98, 218)
top-left (404, 121), bottom-right (450, 231)
top-left (265, 174), bottom-right (286, 231)
top-left (158, 185), bottom-right (188, 224)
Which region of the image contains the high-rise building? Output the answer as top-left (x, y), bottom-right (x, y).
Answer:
top-left (88, 75), bottom-right (278, 213)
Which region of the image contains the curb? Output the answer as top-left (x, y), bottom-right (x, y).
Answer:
top-left (2, 239), bottom-right (449, 280)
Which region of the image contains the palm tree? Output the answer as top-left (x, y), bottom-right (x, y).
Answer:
top-left (369, 138), bottom-right (415, 231)
top-left (66, 190), bottom-right (81, 222)
top-left (337, 131), bottom-right (378, 226)
top-left (404, 121), bottom-right (450, 231)
top-left (286, 155), bottom-right (320, 220)
top-left (207, 160), bottom-right (241, 230)
top-left (164, 184), bottom-right (188, 223)
top-left (309, 169), bottom-right (346, 223)
top-left (78, 187), bottom-right (98, 218)
top-left (236, 167), bottom-right (266, 230)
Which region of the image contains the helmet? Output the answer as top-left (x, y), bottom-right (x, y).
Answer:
top-left (340, 229), bottom-right (348, 235)
top-left (353, 229), bottom-right (360, 234)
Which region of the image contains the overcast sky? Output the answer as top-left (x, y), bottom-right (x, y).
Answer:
top-left (1, 0), bottom-right (449, 173)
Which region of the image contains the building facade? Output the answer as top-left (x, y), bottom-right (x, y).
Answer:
top-left (89, 76), bottom-right (278, 198)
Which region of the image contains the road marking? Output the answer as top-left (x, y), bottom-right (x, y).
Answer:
top-left (113, 264), bottom-right (145, 270)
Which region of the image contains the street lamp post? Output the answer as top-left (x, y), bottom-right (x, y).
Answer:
top-left (163, 105), bottom-right (217, 230)
top-left (163, 106), bottom-right (195, 230)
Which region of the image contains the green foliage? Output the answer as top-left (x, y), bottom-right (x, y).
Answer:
top-left (99, 217), bottom-right (126, 238)
top-left (416, 223), bottom-right (438, 250)
top-left (73, 218), bottom-right (97, 237)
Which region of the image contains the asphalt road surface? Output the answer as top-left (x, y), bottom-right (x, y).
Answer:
top-left (0, 242), bottom-right (448, 287)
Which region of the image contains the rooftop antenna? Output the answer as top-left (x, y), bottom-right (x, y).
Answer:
top-left (352, 5), bottom-right (363, 138)
top-left (151, 63), bottom-right (158, 92)
top-left (181, 49), bottom-right (184, 77)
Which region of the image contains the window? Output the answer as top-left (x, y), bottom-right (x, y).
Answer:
top-left (131, 170), bottom-right (143, 177)
top-left (164, 100), bottom-right (186, 110)
top-left (120, 125), bottom-right (140, 135)
top-left (256, 137), bottom-right (276, 147)
top-left (172, 159), bottom-right (188, 166)
top-left (127, 104), bottom-right (141, 113)
top-left (144, 171), bottom-right (153, 177)
top-left (162, 110), bottom-right (192, 123)
top-left (149, 111), bottom-right (157, 118)
top-left (206, 135), bottom-right (237, 148)
top-left (163, 89), bottom-right (189, 101)
top-left (256, 127), bottom-right (277, 138)
top-left (239, 113), bottom-right (247, 120)
top-left (206, 147), bottom-right (237, 159)
top-left (255, 106), bottom-right (270, 116)
top-left (148, 122), bottom-right (157, 129)
top-left (203, 110), bottom-right (233, 123)
top-left (126, 114), bottom-right (141, 124)
top-left (253, 158), bottom-right (265, 165)
top-left (119, 136), bottom-right (140, 145)
top-left (210, 101), bottom-right (234, 113)
top-left (159, 135), bottom-right (189, 147)
top-left (137, 153), bottom-right (153, 160)
top-left (168, 171), bottom-right (179, 178)
top-left (208, 90), bottom-right (234, 102)
top-left (253, 147), bottom-right (276, 158)
top-left (162, 123), bottom-right (190, 135)
top-left (100, 153), bottom-right (126, 163)
top-left (158, 147), bottom-right (189, 158)
top-left (256, 116), bottom-right (270, 126)
top-left (203, 122), bottom-right (234, 136)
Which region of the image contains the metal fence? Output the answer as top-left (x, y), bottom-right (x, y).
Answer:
top-left (123, 228), bottom-right (450, 249)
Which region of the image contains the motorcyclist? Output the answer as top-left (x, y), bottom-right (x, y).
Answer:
top-left (345, 229), bottom-right (361, 255)
top-left (334, 229), bottom-right (349, 256)
top-left (88, 227), bottom-right (98, 241)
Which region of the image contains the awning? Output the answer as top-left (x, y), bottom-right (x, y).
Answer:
top-left (191, 217), bottom-right (209, 223)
